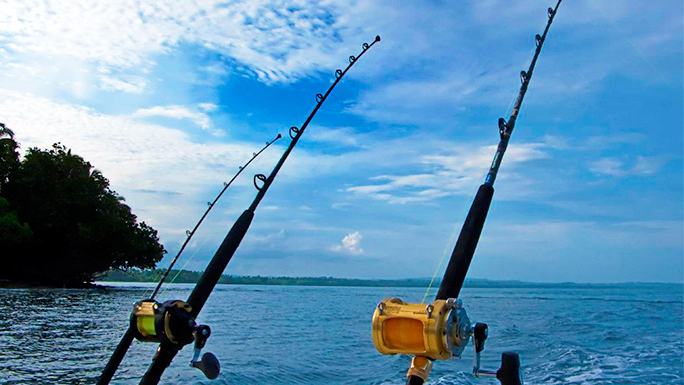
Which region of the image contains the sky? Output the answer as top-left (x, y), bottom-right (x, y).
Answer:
top-left (0, 0), bottom-right (681, 283)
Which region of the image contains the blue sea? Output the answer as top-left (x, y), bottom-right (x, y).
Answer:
top-left (1, 283), bottom-right (682, 384)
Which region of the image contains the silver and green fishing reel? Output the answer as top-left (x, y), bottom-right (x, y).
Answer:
top-left (130, 299), bottom-right (220, 380)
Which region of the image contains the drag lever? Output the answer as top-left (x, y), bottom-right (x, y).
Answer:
top-left (472, 322), bottom-right (523, 385)
top-left (190, 325), bottom-right (220, 380)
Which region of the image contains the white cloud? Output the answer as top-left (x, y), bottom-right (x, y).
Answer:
top-left (589, 155), bottom-right (667, 177)
top-left (0, 0), bottom-right (677, 109)
top-left (245, 229), bottom-right (287, 247)
top-left (99, 75), bottom-right (147, 94)
top-left (133, 105), bottom-right (219, 135)
top-left (347, 142), bottom-right (548, 204)
top-left (584, 133), bottom-right (645, 149)
top-left (631, 155), bottom-right (667, 176)
top-left (331, 231), bottom-right (364, 255)
top-left (0, 0), bottom-right (375, 85)
top-left (331, 202), bottom-right (351, 210)
top-left (346, 0), bottom-right (682, 125)
top-left (198, 103), bottom-right (218, 112)
top-left (309, 126), bottom-right (362, 147)
top-left (590, 158), bottom-right (626, 177)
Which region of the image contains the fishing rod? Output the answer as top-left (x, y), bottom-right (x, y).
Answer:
top-left (98, 35), bottom-right (380, 385)
top-left (149, 134), bottom-right (282, 300)
top-left (97, 134), bottom-right (281, 384)
top-left (371, 2), bottom-right (563, 385)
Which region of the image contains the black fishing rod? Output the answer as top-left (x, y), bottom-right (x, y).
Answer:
top-left (149, 134), bottom-right (282, 300)
top-left (98, 35), bottom-right (380, 385)
top-left (371, 2), bottom-right (563, 385)
top-left (97, 134), bottom-right (280, 384)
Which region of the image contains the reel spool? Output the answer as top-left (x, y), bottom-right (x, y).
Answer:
top-left (131, 300), bottom-right (195, 345)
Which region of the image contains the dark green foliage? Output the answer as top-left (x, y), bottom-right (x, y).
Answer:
top-left (0, 123), bottom-right (19, 193)
top-left (0, 196), bottom-right (33, 244)
top-left (0, 129), bottom-right (165, 286)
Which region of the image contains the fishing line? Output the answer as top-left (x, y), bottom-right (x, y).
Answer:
top-left (143, 232), bottom-right (212, 299)
top-left (145, 232), bottom-right (211, 299)
top-left (504, 84), bottom-right (519, 119)
top-left (159, 234), bottom-right (214, 298)
top-left (148, 134), bottom-right (281, 300)
top-left (142, 269), bottom-right (167, 298)
top-left (421, 222), bottom-right (461, 304)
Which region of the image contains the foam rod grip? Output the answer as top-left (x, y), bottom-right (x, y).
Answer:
top-left (436, 184), bottom-right (494, 300)
top-left (187, 209), bottom-right (255, 316)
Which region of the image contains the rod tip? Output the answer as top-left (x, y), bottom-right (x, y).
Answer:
top-left (375, 35), bottom-right (381, 42)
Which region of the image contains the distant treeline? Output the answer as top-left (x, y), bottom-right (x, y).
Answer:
top-left (101, 269), bottom-right (434, 287)
top-left (99, 269), bottom-right (675, 289)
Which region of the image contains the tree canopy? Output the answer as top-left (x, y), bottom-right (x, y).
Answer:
top-left (0, 125), bottom-right (165, 286)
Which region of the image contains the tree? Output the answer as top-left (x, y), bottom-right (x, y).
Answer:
top-left (0, 196), bottom-right (33, 275)
top-left (0, 123), bottom-right (19, 193)
top-left (1, 141), bottom-right (166, 286)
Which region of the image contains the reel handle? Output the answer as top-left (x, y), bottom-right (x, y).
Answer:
top-left (191, 352), bottom-right (220, 380)
top-left (190, 325), bottom-right (220, 379)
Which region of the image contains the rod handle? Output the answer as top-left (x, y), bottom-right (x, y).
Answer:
top-left (435, 184), bottom-right (494, 300)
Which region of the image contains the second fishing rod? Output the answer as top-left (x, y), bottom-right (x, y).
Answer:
top-left (98, 35), bottom-right (381, 385)
top-left (371, 2), bottom-right (563, 385)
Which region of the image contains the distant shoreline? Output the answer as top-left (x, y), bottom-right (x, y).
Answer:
top-left (94, 269), bottom-right (683, 289)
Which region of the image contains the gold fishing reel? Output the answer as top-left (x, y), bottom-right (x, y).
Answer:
top-left (372, 297), bottom-right (472, 360)
top-left (372, 297), bottom-right (473, 382)
top-left (372, 297), bottom-right (518, 384)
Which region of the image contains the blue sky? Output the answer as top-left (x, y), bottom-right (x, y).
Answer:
top-left (0, 0), bottom-right (681, 283)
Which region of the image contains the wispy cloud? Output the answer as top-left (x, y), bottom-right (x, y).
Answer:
top-left (589, 155), bottom-right (668, 177)
top-left (198, 103), bottom-right (218, 112)
top-left (0, 0), bottom-right (372, 85)
top-left (133, 104), bottom-right (220, 135)
top-left (309, 126), bottom-right (363, 148)
top-left (346, 0), bottom-right (682, 125)
top-left (347, 142), bottom-right (548, 204)
top-left (99, 75), bottom-right (147, 94)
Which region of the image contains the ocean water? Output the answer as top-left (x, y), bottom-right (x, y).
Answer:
top-left (0, 283), bottom-right (682, 384)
